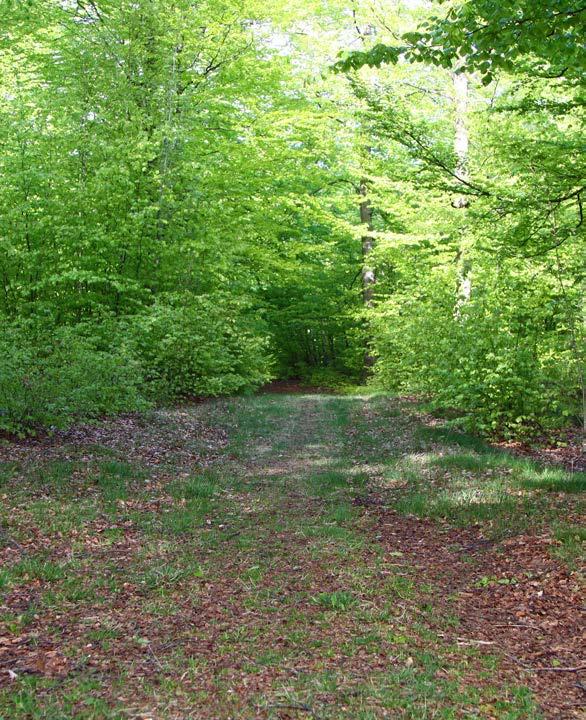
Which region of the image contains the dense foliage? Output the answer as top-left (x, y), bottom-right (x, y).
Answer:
top-left (340, 0), bottom-right (585, 436)
top-left (0, 0), bottom-right (583, 438)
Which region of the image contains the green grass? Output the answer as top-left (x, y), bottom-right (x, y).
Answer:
top-left (360, 404), bottom-right (586, 540)
top-left (0, 568), bottom-right (12, 590)
top-left (139, 562), bottom-right (204, 590)
top-left (314, 590), bottom-right (357, 611)
top-left (306, 470), bottom-right (350, 497)
top-left (2, 676), bottom-right (122, 720)
top-left (553, 523), bottom-right (586, 568)
top-left (517, 467), bottom-right (586, 493)
top-left (169, 474), bottom-right (217, 499)
top-left (430, 452), bottom-right (492, 472)
top-left (11, 558), bottom-right (68, 583)
top-left (159, 501), bottom-right (211, 535)
top-left (328, 502), bottom-right (356, 523)
top-left (0, 462), bottom-right (18, 488)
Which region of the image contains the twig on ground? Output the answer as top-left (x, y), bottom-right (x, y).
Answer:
top-left (259, 703), bottom-right (313, 714)
top-left (493, 623), bottom-right (540, 630)
top-left (505, 654), bottom-right (585, 673)
top-left (223, 530), bottom-right (242, 540)
top-left (147, 644), bottom-right (164, 671)
top-left (0, 527), bottom-right (25, 553)
top-left (456, 637), bottom-right (496, 646)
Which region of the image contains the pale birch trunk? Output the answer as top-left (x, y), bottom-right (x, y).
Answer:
top-left (360, 180), bottom-right (375, 307)
top-left (359, 179), bottom-right (376, 371)
top-left (453, 70), bottom-right (472, 315)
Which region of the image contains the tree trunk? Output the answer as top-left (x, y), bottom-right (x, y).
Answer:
top-left (452, 70), bottom-right (472, 315)
top-left (359, 179), bottom-right (376, 371)
top-left (360, 180), bottom-right (375, 307)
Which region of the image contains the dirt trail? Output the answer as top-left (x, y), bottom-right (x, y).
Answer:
top-left (0, 394), bottom-right (583, 719)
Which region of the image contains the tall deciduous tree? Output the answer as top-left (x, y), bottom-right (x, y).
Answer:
top-left (0, 0), bottom-right (583, 439)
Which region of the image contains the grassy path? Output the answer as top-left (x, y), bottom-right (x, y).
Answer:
top-left (0, 394), bottom-right (583, 719)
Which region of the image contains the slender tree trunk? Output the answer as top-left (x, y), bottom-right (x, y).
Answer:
top-left (359, 179), bottom-right (376, 371)
top-left (353, 13), bottom-right (377, 371)
top-left (453, 71), bottom-right (469, 200)
top-left (452, 70), bottom-right (472, 315)
top-left (360, 180), bottom-right (375, 307)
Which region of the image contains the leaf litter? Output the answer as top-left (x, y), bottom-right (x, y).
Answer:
top-left (0, 394), bottom-right (583, 718)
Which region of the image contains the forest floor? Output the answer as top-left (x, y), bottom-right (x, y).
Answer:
top-left (0, 394), bottom-right (584, 720)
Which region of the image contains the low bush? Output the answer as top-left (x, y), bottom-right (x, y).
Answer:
top-left (0, 292), bottom-right (274, 435)
top-left (127, 294), bottom-right (272, 400)
top-left (372, 266), bottom-right (583, 437)
top-left (0, 321), bottom-right (148, 436)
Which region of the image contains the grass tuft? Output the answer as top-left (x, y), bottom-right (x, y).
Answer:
top-left (314, 590), bottom-right (357, 611)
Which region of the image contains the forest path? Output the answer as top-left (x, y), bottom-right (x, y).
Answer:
top-left (0, 394), bottom-right (583, 719)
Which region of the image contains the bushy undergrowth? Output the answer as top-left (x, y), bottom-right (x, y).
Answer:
top-left (0, 322), bottom-right (147, 435)
top-left (128, 295), bottom-right (272, 400)
top-left (372, 267), bottom-right (583, 438)
top-left (0, 295), bottom-right (272, 435)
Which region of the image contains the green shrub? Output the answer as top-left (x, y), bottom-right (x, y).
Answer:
top-left (0, 321), bottom-right (148, 436)
top-left (0, 292), bottom-right (273, 434)
top-left (372, 265), bottom-right (583, 437)
top-left (304, 367), bottom-right (356, 390)
top-left (128, 294), bottom-right (272, 399)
